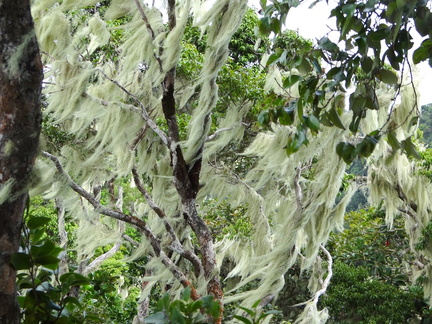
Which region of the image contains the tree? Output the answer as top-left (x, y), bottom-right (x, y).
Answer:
top-left (26, 0), bottom-right (432, 323)
top-left (0, 1), bottom-right (43, 323)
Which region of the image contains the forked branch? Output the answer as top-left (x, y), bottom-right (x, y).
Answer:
top-left (42, 151), bottom-right (201, 299)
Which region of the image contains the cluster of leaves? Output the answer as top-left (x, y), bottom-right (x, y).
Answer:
top-left (323, 207), bottom-right (432, 322)
top-left (257, 0), bottom-right (432, 161)
top-left (232, 299), bottom-right (283, 324)
top-left (13, 207), bottom-right (94, 323)
top-left (321, 263), bottom-right (424, 323)
top-left (200, 199), bottom-right (253, 241)
top-left (144, 287), bottom-right (221, 324)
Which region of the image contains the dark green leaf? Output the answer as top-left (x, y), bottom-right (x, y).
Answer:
top-left (304, 115), bottom-right (320, 133)
top-left (63, 296), bottom-right (82, 309)
top-left (283, 75), bottom-right (300, 88)
top-left (11, 253), bottom-right (32, 270)
top-left (237, 305), bottom-right (255, 317)
top-left (361, 57), bottom-right (374, 74)
top-left (336, 142), bottom-right (357, 164)
top-left (27, 216), bottom-right (51, 230)
top-left (387, 131), bottom-right (401, 150)
top-left (327, 107), bottom-right (346, 130)
top-left (232, 315), bottom-right (253, 324)
top-left (402, 137), bottom-right (421, 159)
top-left (34, 255), bottom-right (60, 269)
top-left (357, 134), bottom-right (380, 158)
top-left (318, 37), bottom-right (339, 52)
top-left (30, 240), bottom-right (57, 258)
top-left (413, 40), bottom-right (432, 64)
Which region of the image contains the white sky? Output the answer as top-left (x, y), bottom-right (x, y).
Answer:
top-left (248, 0), bottom-right (432, 105)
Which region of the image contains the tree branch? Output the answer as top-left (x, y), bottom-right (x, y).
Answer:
top-left (132, 167), bottom-right (203, 277)
top-left (312, 245), bottom-right (333, 305)
top-left (42, 151), bottom-right (200, 299)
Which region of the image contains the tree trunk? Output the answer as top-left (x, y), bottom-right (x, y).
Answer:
top-left (0, 1), bottom-right (43, 323)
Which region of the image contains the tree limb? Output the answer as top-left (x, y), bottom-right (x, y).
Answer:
top-left (132, 167), bottom-right (203, 277)
top-left (42, 151), bottom-right (200, 299)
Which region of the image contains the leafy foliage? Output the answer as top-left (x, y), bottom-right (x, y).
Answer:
top-left (144, 287), bottom-right (220, 324)
top-left (14, 206), bottom-right (94, 324)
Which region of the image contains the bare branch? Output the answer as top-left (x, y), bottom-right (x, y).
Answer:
top-left (82, 241), bottom-right (122, 276)
top-left (206, 127), bottom-right (233, 142)
top-left (312, 245), bottom-right (333, 305)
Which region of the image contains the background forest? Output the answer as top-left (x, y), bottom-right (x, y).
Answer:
top-left (3, 0), bottom-right (432, 323)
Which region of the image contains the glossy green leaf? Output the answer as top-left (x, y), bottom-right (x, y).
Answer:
top-left (304, 115), bottom-right (320, 133)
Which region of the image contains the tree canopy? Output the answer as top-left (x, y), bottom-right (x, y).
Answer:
top-left (4, 0), bottom-right (432, 322)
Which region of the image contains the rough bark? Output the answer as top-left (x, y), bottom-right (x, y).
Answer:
top-left (0, 1), bottom-right (43, 323)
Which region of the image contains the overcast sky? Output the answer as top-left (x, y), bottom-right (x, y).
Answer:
top-left (248, 0), bottom-right (432, 105)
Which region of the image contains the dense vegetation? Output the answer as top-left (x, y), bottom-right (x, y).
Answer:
top-left (2, 0), bottom-right (432, 323)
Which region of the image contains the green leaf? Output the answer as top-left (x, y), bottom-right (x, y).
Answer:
top-left (63, 296), bottom-right (82, 309)
top-left (357, 134), bottom-right (380, 158)
top-left (181, 286), bottom-right (191, 301)
top-left (237, 305), bottom-right (255, 317)
top-left (266, 51), bottom-right (282, 66)
top-left (327, 107), bottom-right (346, 130)
top-left (258, 111), bottom-right (270, 126)
top-left (387, 131), bottom-right (401, 150)
top-left (413, 40), bottom-right (432, 64)
top-left (318, 37), bottom-right (339, 52)
top-left (298, 58), bottom-right (312, 74)
top-left (171, 307), bottom-right (186, 324)
top-left (377, 69), bottom-right (398, 85)
top-left (336, 142), bottom-right (357, 164)
top-left (232, 315), bottom-right (253, 324)
top-left (401, 137), bottom-right (421, 159)
top-left (304, 115), bottom-right (320, 133)
top-left (30, 240), bottom-right (57, 258)
top-left (283, 75), bottom-right (300, 88)
top-left (11, 253), bottom-right (32, 270)
top-left (60, 272), bottom-right (90, 286)
top-left (27, 216), bottom-right (51, 230)
top-left (361, 57), bottom-right (374, 74)
top-left (33, 255), bottom-right (60, 269)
